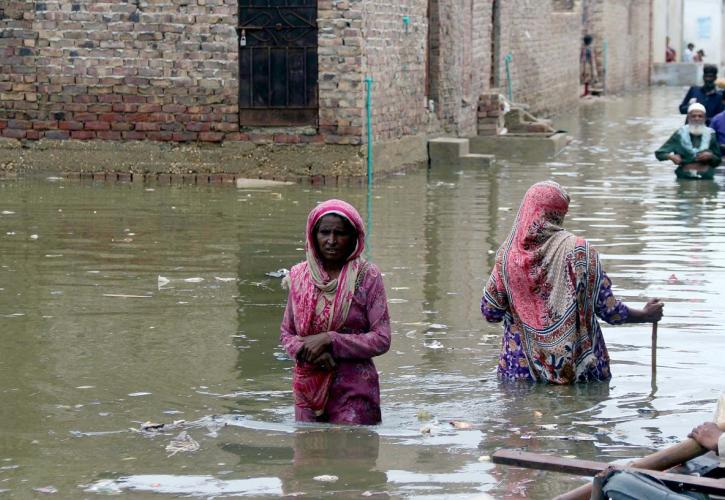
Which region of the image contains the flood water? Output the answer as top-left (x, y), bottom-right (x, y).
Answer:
top-left (1, 86), bottom-right (724, 499)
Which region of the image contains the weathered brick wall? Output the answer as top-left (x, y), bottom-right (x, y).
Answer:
top-left (360, 0), bottom-right (431, 141)
top-left (1, 0), bottom-right (240, 142)
top-left (496, 2), bottom-right (581, 116)
top-left (1, 0), bottom-right (653, 155)
top-left (317, 0), bottom-right (365, 145)
top-left (584, 0), bottom-right (651, 94)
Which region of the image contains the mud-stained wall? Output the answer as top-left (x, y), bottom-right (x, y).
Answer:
top-left (583, 0), bottom-right (652, 94)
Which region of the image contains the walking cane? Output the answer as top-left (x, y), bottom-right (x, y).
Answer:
top-left (651, 321), bottom-right (658, 378)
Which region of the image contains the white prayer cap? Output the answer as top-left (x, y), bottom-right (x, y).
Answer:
top-left (688, 102), bottom-right (706, 114)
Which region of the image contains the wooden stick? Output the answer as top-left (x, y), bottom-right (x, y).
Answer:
top-left (491, 449), bottom-right (725, 497)
top-left (651, 321), bottom-right (658, 377)
top-left (550, 438), bottom-right (707, 500)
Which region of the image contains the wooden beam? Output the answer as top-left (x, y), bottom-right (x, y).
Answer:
top-left (492, 449), bottom-right (725, 496)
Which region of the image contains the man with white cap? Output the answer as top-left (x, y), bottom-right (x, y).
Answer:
top-left (655, 102), bottom-right (721, 179)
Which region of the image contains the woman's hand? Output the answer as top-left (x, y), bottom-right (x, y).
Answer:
top-left (641, 298), bottom-right (664, 323)
top-left (668, 153), bottom-right (682, 165)
top-left (297, 332), bottom-right (332, 363)
top-left (313, 352), bottom-right (337, 371)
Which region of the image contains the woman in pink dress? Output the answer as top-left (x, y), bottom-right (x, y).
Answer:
top-left (280, 199), bottom-right (391, 425)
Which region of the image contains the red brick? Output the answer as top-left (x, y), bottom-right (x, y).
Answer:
top-left (274, 134), bottom-right (300, 144)
top-left (111, 122), bottom-right (134, 131)
top-left (147, 131), bottom-right (174, 141)
top-left (112, 103), bottom-right (138, 113)
top-left (137, 104), bottom-right (162, 113)
top-left (96, 130), bottom-right (122, 140)
top-left (2, 129), bottom-right (26, 138)
top-left (59, 121), bottom-right (83, 130)
top-left (134, 122), bottom-right (160, 131)
top-left (99, 113), bottom-right (124, 122)
top-left (249, 133), bottom-right (273, 144)
top-left (198, 132), bottom-right (223, 142)
top-left (122, 131), bottom-right (147, 140)
top-left (85, 121), bottom-right (110, 130)
top-left (122, 95), bottom-right (146, 103)
top-left (186, 121), bottom-right (210, 132)
top-left (44, 130), bottom-right (70, 140)
top-left (33, 120), bottom-right (58, 130)
top-left (171, 132), bottom-right (198, 141)
top-left (7, 119), bottom-right (31, 129)
top-left (71, 131), bottom-right (96, 139)
top-left (25, 130), bottom-right (40, 140)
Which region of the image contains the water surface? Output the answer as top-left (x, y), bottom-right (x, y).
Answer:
top-left (1, 86), bottom-right (724, 498)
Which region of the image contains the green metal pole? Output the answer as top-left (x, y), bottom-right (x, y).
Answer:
top-left (365, 75), bottom-right (373, 186)
top-left (504, 53), bottom-right (513, 101)
top-left (602, 40), bottom-right (608, 95)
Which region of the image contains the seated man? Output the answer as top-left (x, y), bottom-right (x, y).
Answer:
top-left (678, 64), bottom-right (724, 125)
top-left (655, 102), bottom-right (721, 180)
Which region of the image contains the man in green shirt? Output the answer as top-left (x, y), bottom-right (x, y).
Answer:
top-left (655, 102), bottom-right (722, 180)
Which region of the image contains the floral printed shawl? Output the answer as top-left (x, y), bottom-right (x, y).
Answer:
top-left (484, 181), bottom-right (601, 383)
top-left (288, 199), bottom-right (366, 414)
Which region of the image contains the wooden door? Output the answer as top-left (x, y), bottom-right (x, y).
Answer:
top-left (238, 0), bottom-right (318, 126)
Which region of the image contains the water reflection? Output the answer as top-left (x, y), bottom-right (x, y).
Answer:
top-left (1, 87), bottom-right (725, 498)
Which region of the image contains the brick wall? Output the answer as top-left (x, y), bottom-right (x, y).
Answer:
top-left (317, 0), bottom-right (365, 145)
top-left (583, 0), bottom-right (652, 94)
top-left (0, 0), bottom-right (240, 142)
top-left (0, 0), bottom-right (653, 157)
top-left (496, 1), bottom-right (581, 116)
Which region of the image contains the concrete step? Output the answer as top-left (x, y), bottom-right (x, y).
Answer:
top-left (428, 137), bottom-right (470, 164)
top-left (459, 153), bottom-right (495, 168)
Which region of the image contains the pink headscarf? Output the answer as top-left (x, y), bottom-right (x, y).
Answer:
top-left (288, 199), bottom-right (366, 414)
top-left (501, 181), bottom-right (574, 328)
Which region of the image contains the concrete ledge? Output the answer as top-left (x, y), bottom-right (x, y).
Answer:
top-left (651, 63), bottom-right (703, 86)
top-left (428, 137), bottom-right (470, 164)
top-left (469, 132), bottom-right (570, 158)
top-left (460, 153), bottom-right (495, 168)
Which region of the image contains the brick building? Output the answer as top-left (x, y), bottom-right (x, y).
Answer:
top-left (0, 0), bottom-right (653, 178)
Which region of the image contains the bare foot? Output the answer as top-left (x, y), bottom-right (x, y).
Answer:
top-left (688, 422), bottom-right (722, 452)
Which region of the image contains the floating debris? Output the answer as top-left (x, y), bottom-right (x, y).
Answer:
top-left (183, 277), bottom-right (204, 283)
top-left (103, 294), bottom-right (152, 299)
top-left (420, 426), bottom-right (431, 434)
top-left (32, 486), bottom-right (58, 494)
top-left (312, 475), bottom-right (338, 483)
top-left (128, 392), bottom-right (152, 397)
top-left (265, 268), bottom-right (289, 279)
top-left (158, 276), bottom-right (171, 288)
top-left (166, 431), bottom-right (199, 457)
top-left (424, 340), bottom-right (444, 349)
top-left (214, 276), bottom-right (236, 282)
top-left (450, 420), bottom-right (474, 429)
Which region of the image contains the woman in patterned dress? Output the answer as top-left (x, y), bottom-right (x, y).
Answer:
top-left (481, 181), bottom-right (663, 384)
top-left (280, 199), bottom-right (391, 424)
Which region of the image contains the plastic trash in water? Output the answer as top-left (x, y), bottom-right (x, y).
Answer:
top-left (265, 268), bottom-right (289, 279)
top-left (313, 475), bottom-right (338, 483)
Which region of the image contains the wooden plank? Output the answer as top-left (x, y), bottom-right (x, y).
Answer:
top-left (492, 450), bottom-right (725, 496)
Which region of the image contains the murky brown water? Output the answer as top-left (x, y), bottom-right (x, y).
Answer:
top-left (1, 86), bottom-right (724, 498)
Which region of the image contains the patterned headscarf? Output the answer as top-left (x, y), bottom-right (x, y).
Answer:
top-left (485, 181), bottom-right (602, 383)
top-left (288, 199), bottom-right (366, 414)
